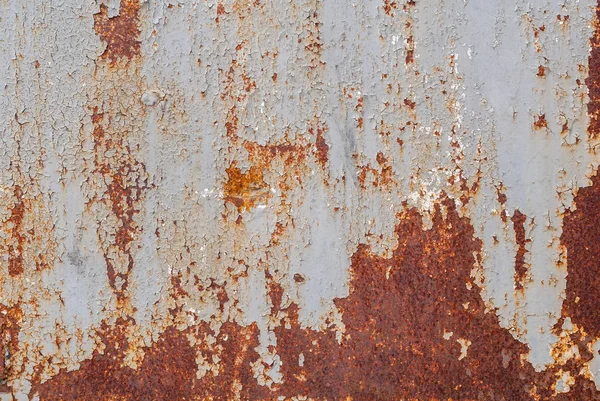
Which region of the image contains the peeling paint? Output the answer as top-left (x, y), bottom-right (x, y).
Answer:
top-left (3, 0), bottom-right (600, 399)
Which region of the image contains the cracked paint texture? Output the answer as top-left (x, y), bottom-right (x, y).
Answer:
top-left (2, 0), bottom-right (600, 399)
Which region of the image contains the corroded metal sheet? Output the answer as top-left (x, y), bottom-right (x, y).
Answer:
top-left (2, 0), bottom-right (600, 399)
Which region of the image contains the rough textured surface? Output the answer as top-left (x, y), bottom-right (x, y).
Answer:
top-left (2, 0), bottom-right (600, 399)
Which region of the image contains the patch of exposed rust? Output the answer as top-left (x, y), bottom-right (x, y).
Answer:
top-left (534, 113), bottom-right (548, 130)
top-left (33, 320), bottom-right (268, 401)
top-left (275, 196), bottom-right (545, 400)
top-left (538, 65), bottom-right (546, 77)
top-left (383, 0), bottom-right (397, 16)
top-left (561, 168), bottom-right (600, 337)
top-left (357, 155), bottom-right (393, 190)
top-left (94, 0), bottom-right (141, 63)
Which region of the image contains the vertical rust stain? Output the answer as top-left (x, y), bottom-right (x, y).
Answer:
top-left (405, 34), bottom-right (414, 64)
top-left (512, 209), bottom-right (530, 290)
top-left (94, 0), bottom-right (141, 64)
top-left (587, 1), bottom-right (600, 138)
top-left (561, 169), bottom-right (600, 337)
top-left (90, 108), bottom-right (149, 298)
top-left (311, 123), bottom-right (329, 168)
top-left (6, 186), bottom-right (25, 277)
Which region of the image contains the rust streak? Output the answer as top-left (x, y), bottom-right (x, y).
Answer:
top-left (6, 185), bottom-right (25, 277)
top-left (512, 209), bottom-right (530, 290)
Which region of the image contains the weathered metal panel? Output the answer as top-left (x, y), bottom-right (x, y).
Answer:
top-left (2, 0), bottom-right (600, 399)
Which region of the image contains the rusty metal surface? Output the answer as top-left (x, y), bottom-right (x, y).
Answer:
top-left (2, 0), bottom-right (600, 399)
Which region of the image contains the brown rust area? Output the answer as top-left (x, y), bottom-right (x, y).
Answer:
top-left (587, 2), bottom-right (600, 138)
top-left (6, 185), bottom-right (25, 277)
top-left (33, 320), bottom-right (268, 401)
top-left (94, 0), bottom-right (141, 63)
top-left (275, 196), bottom-right (545, 400)
top-left (224, 162), bottom-right (271, 212)
top-left (561, 168), bottom-right (600, 337)
top-left (512, 209), bottom-right (530, 291)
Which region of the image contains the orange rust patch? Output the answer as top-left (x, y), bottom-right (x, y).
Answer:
top-left (94, 0), bottom-right (141, 64)
top-left (538, 65), bottom-right (546, 77)
top-left (224, 162), bottom-right (271, 212)
top-left (383, 0), bottom-right (397, 15)
top-left (512, 209), bottom-right (530, 290)
top-left (357, 160), bottom-right (393, 190)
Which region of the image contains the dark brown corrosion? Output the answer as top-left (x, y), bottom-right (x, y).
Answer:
top-left (512, 209), bottom-right (530, 290)
top-left (562, 169), bottom-right (600, 337)
top-left (561, 0), bottom-right (600, 336)
top-left (587, 2), bottom-right (600, 138)
top-left (94, 0), bottom-right (141, 63)
top-left (32, 319), bottom-right (269, 401)
top-left (275, 197), bottom-right (547, 401)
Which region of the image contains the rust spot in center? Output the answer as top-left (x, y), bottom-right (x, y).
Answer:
top-left (224, 162), bottom-right (271, 212)
top-left (533, 113), bottom-right (548, 130)
top-left (94, 0), bottom-right (141, 63)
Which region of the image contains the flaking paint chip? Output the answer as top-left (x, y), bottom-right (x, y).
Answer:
top-left (141, 90), bottom-right (164, 106)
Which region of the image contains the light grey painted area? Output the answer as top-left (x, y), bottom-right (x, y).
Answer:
top-left (2, 0), bottom-right (600, 398)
